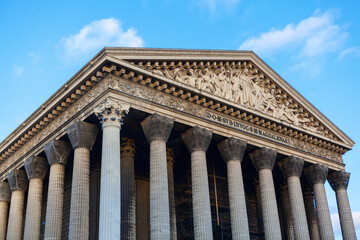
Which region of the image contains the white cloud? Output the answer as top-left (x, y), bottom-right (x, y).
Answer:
top-left (239, 10), bottom-right (347, 58)
top-left (61, 18), bottom-right (144, 58)
top-left (196, 0), bottom-right (240, 14)
top-left (336, 47), bottom-right (360, 60)
top-left (13, 65), bottom-right (24, 77)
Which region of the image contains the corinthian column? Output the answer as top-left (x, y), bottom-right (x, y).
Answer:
top-left (327, 171), bottom-right (356, 240)
top-left (181, 126), bottom-right (213, 240)
top-left (121, 137), bottom-right (136, 240)
top-left (166, 148), bottom-right (177, 240)
top-left (44, 139), bottom-right (72, 240)
top-left (23, 156), bottom-right (48, 240)
top-left (67, 121), bottom-right (98, 240)
top-left (141, 113), bottom-right (174, 240)
top-left (304, 164), bottom-right (334, 240)
top-left (279, 156), bottom-right (310, 240)
top-left (217, 137), bottom-right (249, 240)
top-left (249, 147), bottom-right (281, 240)
top-left (0, 182), bottom-right (10, 240)
top-left (95, 97), bottom-right (130, 239)
top-left (6, 169), bottom-right (28, 240)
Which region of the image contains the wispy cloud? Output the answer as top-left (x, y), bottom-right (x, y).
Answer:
top-left (239, 10), bottom-right (347, 57)
top-left (60, 18), bottom-right (144, 59)
top-left (195, 0), bottom-right (240, 15)
top-left (336, 47), bottom-right (360, 61)
top-left (13, 65), bottom-right (24, 77)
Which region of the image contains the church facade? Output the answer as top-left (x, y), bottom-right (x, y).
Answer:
top-left (0, 48), bottom-right (356, 239)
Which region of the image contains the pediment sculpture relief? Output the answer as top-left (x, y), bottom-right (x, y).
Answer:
top-left (152, 67), bottom-right (325, 136)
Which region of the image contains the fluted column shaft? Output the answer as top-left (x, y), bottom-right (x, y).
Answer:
top-left (141, 113), bottom-right (174, 240)
top-left (67, 121), bottom-right (98, 240)
top-left (280, 184), bottom-right (294, 240)
top-left (6, 169), bottom-right (28, 240)
top-left (95, 97), bottom-right (130, 239)
top-left (121, 138), bottom-right (136, 240)
top-left (167, 148), bottom-right (177, 240)
top-left (250, 147), bottom-right (281, 240)
top-left (0, 182), bottom-right (10, 240)
top-left (288, 176), bottom-right (309, 239)
top-left (24, 179), bottom-right (44, 239)
top-left (44, 140), bottom-right (72, 240)
top-left (303, 189), bottom-right (320, 240)
top-left (24, 155), bottom-right (48, 240)
top-left (279, 156), bottom-right (310, 240)
top-left (328, 171), bottom-right (356, 240)
top-left (305, 164), bottom-right (334, 240)
top-left (218, 137), bottom-right (249, 240)
top-left (6, 191), bottom-right (24, 240)
top-left (182, 126), bottom-right (213, 240)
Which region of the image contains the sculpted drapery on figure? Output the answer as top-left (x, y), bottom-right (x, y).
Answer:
top-left (152, 65), bottom-right (323, 135)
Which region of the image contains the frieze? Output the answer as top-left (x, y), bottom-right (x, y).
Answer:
top-left (206, 111), bottom-right (289, 145)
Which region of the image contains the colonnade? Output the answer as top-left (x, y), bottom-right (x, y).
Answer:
top-left (0, 98), bottom-right (356, 240)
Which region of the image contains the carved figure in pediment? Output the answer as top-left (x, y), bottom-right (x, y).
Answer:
top-left (238, 68), bottom-right (256, 107)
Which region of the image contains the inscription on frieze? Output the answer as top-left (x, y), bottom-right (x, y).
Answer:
top-left (205, 111), bottom-right (289, 144)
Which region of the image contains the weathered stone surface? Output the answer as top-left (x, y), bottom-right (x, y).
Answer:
top-left (217, 137), bottom-right (247, 163)
top-left (304, 163), bottom-right (328, 185)
top-left (66, 121), bottom-right (98, 150)
top-left (24, 156), bottom-right (48, 180)
top-left (327, 171), bottom-right (350, 191)
top-left (94, 97), bottom-right (130, 128)
top-left (44, 140), bottom-right (72, 166)
top-left (7, 169), bottom-right (28, 192)
top-left (181, 126), bottom-right (212, 152)
top-left (0, 182), bottom-right (10, 202)
top-left (249, 147), bottom-right (277, 171)
top-left (279, 156), bottom-right (304, 178)
top-left (141, 113), bottom-right (174, 142)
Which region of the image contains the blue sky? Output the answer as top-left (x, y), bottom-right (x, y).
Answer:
top-left (1, 0), bottom-right (359, 238)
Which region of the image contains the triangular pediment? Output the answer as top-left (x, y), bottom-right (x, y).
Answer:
top-left (103, 48), bottom-right (353, 151)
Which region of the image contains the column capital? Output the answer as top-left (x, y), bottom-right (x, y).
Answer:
top-left (141, 113), bottom-right (174, 142)
top-left (217, 137), bottom-right (246, 163)
top-left (24, 156), bottom-right (48, 180)
top-left (166, 148), bottom-right (175, 167)
top-left (7, 169), bottom-right (28, 192)
top-left (66, 121), bottom-right (98, 150)
top-left (94, 97), bottom-right (130, 128)
top-left (44, 140), bottom-right (72, 166)
top-left (0, 182), bottom-right (10, 202)
top-left (120, 137), bottom-right (136, 157)
top-left (279, 156), bottom-right (304, 178)
top-left (249, 147), bottom-right (277, 171)
top-left (327, 171), bottom-right (350, 191)
top-left (304, 163), bottom-right (328, 185)
top-left (181, 126), bottom-right (212, 152)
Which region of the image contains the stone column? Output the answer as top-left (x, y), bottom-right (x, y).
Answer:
top-left (327, 171), bottom-right (356, 240)
top-left (304, 163), bottom-right (334, 240)
top-left (44, 139), bottom-right (72, 240)
top-left (249, 147), bottom-right (282, 240)
top-left (23, 156), bottom-right (48, 240)
top-left (181, 126), bottom-right (213, 240)
top-left (279, 183), bottom-right (294, 240)
top-left (279, 156), bottom-right (310, 240)
top-left (303, 186), bottom-right (320, 240)
top-left (166, 148), bottom-right (177, 240)
top-left (95, 97), bottom-right (130, 239)
top-left (67, 121), bottom-right (98, 240)
top-left (6, 169), bottom-right (28, 240)
top-left (253, 177), bottom-right (264, 233)
top-left (121, 137), bottom-right (136, 240)
top-left (0, 182), bottom-right (10, 240)
top-left (141, 113), bottom-right (174, 240)
top-left (217, 137), bottom-right (249, 240)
